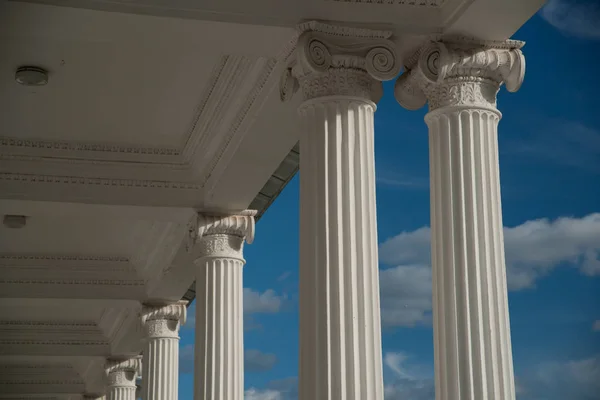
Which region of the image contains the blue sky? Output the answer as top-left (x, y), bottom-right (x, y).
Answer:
top-left (178, 1), bottom-right (600, 398)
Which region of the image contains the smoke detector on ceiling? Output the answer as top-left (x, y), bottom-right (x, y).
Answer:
top-left (15, 66), bottom-right (48, 86)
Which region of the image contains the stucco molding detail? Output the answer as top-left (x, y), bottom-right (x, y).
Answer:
top-left (394, 39), bottom-right (525, 111)
top-left (140, 301), bottom-right (187, 339)
top-left (193, 212), bottom-right (256, 261)
top-left (280, 21), bottom-right (402, 102)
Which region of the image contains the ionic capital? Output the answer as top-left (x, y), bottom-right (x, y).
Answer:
top-left (140, 301), bottom-right (188, 338)
top-left (193, 211), bottom-right (256, 261)
top-left (280, 21), bottom-right (402, 103)
top-left (105, 357), bottom-right (141, 387)
top-left (394, 38), bottom-right (525, 111)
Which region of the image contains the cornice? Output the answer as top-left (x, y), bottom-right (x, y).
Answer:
top-left (0, 278), bottom-right (144, 286)
top-left (0, 137), bottom-right (180, 156)
top-left (0, 321), bottom-right (97, 328)
top-left (0, 173), bottom-right (201, 190)
top-left (328, 0), bottom-right (445, 7)
top-left (0, 254), bottom-right (132, 273)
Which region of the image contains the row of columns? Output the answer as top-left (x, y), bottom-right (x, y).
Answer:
top-left (97, 22), bottom-right (524, 400)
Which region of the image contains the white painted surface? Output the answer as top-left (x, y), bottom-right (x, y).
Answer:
top-left (284, 22), bottom-right (401, 400)
top-left (141, 303), bottom-right (187, 400)
top-left (193, 214), bottom-right (254, 400)
top-left (0, 0), bottom-right (545, 396)
top-left (395, 40), bottom-right (524, 400)
top-left (105, 358), bottom-right (141, 400)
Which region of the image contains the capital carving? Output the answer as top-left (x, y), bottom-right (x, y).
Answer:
top-left (105, 357), bottom-right (141, 387)
top-left (140, 301), bottom-right (187, 338)
top-left (194, 211), bottom-right (256, 261)
top-left (280, 21), bottom-right (402, 103)
top-left (394, 39), bottom-right (525, 111)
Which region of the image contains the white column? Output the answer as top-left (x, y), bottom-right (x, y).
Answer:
top-left (280, 22), bottom-right (401, 400)
top-left (395, 40), bottom-right (526, 400)
top-left (140, 301), bottom-right (187, 400)
top-left (192, 212), bottom-right (255, 400)
top-left (105, 358), bottom-right (141, 400)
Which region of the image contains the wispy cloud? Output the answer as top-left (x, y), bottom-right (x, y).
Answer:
top-left (520, 354), bottom-right (600, 399)
top-left (378, 213), bottom-right (600, 327)
top-left (540, 0), bottom-right (600, 40)
top-left (276, 271), bottom-right (291, 282)
top-left (506, 119), bottom-right (600, 174)
top-left (245, 349), bottom-right (278, 372)
top-left (244, 288), bottom-right (286, 314)
top-left (179, 346), bottom-right (278, 375)
top-left (245, 377), bottom-right (298, 400)
top-left (183, 287), bottom-right (287, 331)
top-left (383, 351), bottom-right (435, 400)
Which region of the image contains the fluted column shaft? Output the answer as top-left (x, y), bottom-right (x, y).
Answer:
top-left (395, 40), bottom-right (526, 400)
top-left (105, 358), bottom-right (141, 400)
top-left (299, 98), bottom-right (383, 400)
top-left (427, 108), bottom-right (515, 400)
top-left (141, 302), bottom-right (187, 400)
top-left (281, 22), bottom-right (402, 400)
top-left (192, 213), bottom-right (255, 400)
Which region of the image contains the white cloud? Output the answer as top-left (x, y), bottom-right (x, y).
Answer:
top-left (379, 265), bottom-right (432, 327)
top-left (380, 213), bottom-right (600, 290)
top-left (506, 120), bottom-right (600, 174)
top-left (245, 349), bottom-right (278, 372)
top-left (244, 388), bottom-right (282, 400)
top-left (593, 320), bottom-right (600, 332)
top-left (383, 351), bottom-right (435, 400)
top-left (380, 227), bottom-right (431, 266)
top-left (540, 0), bottom-right (600, 40)
top-left (503, 214), bottom-right (600, 288)
top-left (378, 213), bottom-right (600, 327)
top-left (180, 346), bottom-right (278, 375)
top-left (244, 288), bottom-right (285, 314)
top-left (527, 354), bottom-right (600, 399)
top-left (245, 377), bottom-right (297, 400)
top-left (182, 288), bottom-right (286, 330)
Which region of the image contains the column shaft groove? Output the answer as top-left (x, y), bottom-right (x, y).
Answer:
top-left (195, 257), bottom-right (244, 400)
top-left (299, 99), bottom-right (384, 400)
top-left (427, 109), bottom-right (515, 400)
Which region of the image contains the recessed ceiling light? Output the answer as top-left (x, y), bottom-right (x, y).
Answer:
top-left (15, 66), bottom-right (48, 86)
top-left (3, 215), bottom-right (28, 229)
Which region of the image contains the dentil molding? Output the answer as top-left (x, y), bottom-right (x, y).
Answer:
top-left (280, 21), bottom-right (402, 103)
top-left (394, 38), bottom-right (525, 111)
top-left (329, 0), bottom-right (445, 6)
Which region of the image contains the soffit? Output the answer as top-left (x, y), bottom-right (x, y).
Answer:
top-left (14, 0), bottom-right (545, 39)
